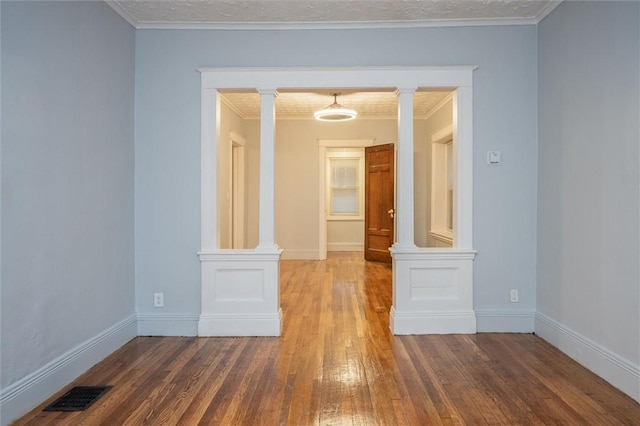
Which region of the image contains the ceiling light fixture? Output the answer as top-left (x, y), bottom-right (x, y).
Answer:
top-left (314, 93), bottom-right (357, 122)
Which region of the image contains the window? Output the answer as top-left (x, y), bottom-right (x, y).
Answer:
top-left (326, 150), bottom-right (364, 220)
top-left (430, 129), bottom-right (454, 245)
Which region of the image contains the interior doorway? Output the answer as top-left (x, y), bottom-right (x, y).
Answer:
top-left (199, 67), bottom-right (476, 337)
top-left (318, 139), bottom-right (380, 260)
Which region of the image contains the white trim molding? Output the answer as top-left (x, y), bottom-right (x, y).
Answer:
top-left (390, 307), bottom-right (477, 335)
top-left (535, 312), bottom-right (640, 403)
top-left (137, 313), bottom-right (199, 336)
top-left (199, 67), bottom-right (476, 90)
top-left (423, 93), bottom-right (454, 121)
top-left (428, 231), bottom-right (453, 246)
top-left (0, 315), bottom-right (136, 425)
top-left (476, 309), bottom-right (535, 332)
top-left (199, 311), bottom-right (283, 337)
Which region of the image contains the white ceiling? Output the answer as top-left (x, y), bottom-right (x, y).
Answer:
top-left (108, 0), bottom-right (561, 29)
top-left (106, 0), bottom-right (560, 119)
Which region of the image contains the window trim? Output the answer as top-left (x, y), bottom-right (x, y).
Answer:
top-left (430, 125), bottom-right (454, 245)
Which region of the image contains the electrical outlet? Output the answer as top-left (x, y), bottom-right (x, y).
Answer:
top-left (510, 289), bottom-right (519, 303)
top-left (154, 292), bottom-right (164, 308)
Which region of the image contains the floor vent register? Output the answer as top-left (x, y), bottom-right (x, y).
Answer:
top-left (44, 386), bottom-right (112, 411)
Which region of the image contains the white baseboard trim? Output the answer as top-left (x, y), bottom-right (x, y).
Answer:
top-left (198, 309), bottom-right (282, 336)
top-left (327, 243), bottom-right (364, 252)
top-left (535, 312), bottom-right (640, 403)
top-left (137, 313), bottom-right (199, 336)
top-left (280, 249), bottom-right (320, 260)
top-left (0, 314), bottom-right (136, 426)
top-left (390, 307), bottom-right (477, 335)
top-left (476, 309), bottom-right (535, 332)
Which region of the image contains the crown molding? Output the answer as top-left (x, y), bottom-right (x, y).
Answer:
top-left (103, 0), bottom-right (565, 31)
top-left (104, 0), bottom-right (137, 28)
top-left (219, 94), bottom-right (246, 120)
top-left (535, 1), bottom-right (563, 24)
top-left (133, 17), bottom-right (543, 31)
top-left (422, 92), bottom-right (454, 121)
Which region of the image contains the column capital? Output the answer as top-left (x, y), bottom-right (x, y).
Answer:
top-left (395, 87), bottom-right (417, 96)
top-left (257, 88), bottom-right (279, 97)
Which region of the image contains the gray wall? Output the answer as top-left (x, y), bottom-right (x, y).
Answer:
top-left (1, 0), bottom-right (135, 417)
top-left (134, 26), bottom-right (539, 328)
top-left (537, 0), bottom-right (639, 395)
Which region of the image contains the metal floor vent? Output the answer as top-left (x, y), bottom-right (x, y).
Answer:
top-left (44, 386), bottom-right (112, 411)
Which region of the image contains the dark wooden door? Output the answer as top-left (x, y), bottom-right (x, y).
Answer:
top-left (364, 144), bottom-right (394, 263)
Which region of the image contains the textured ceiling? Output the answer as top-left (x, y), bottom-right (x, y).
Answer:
top-left (109, 0), bottom-right (561, 28)
top-left (220, 90), bottom-right (452, 120)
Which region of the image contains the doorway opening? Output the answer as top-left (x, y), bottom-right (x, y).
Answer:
top-left (199, 67), bottom-right (476, 337)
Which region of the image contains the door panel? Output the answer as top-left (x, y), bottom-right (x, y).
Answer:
top-left (365, 143), bottom-right (394, 263)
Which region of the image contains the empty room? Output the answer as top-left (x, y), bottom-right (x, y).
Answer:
top-left (1, 0), bottom-right (639, 424)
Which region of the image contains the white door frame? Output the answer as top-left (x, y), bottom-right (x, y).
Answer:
top-left (198, 66), bottom-right (477, 336)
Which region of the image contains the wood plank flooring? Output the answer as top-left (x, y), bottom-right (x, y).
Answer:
top-left (13, 252), bottom-right (640, 425)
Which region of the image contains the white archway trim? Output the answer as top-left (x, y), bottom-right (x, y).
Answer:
top-left (198, 66), bottom-right (477, 336)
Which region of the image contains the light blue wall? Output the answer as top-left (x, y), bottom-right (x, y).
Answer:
top-left (1, 0), bottom-right (135, 420)
top-left (134, 25), bottom-right (539, 330)
top-left (537, 1), bottom-right (639, 399)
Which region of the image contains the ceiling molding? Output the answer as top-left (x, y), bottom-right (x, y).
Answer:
top-left (132, 17), bottom-right (542, 31)
top-left (535, 1), bottom-right (563, 24)
top-left (105, 0), bottom-right (564, 31)
top-left (219, 95), bottom-right (246, 120)
top-left (104, 1), bottom-right (137, 28)
top-left (422, 93), bottom-right (454, 121)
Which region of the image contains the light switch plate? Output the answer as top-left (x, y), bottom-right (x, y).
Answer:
top-left (487, 151), bottom-right (502, 164)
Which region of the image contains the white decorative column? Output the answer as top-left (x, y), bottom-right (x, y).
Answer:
top-left (257, 89), bottom-right (279, 251)
top-left (452, 86), bottom-right (474, 250)
top-left (390, 87), bottom-right (477, 335)
top-left (394, 88), bottom-right (418, 249)
top-left (198, 88), bottom-right (282, 337)
top-left (201, 88), bottom-right (220, 252)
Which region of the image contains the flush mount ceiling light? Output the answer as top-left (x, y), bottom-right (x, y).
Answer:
top-left (314, 93), bottom-right (357, 122)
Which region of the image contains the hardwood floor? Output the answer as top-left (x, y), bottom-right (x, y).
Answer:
top-left (13, 252), bottom-right (640, 425)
